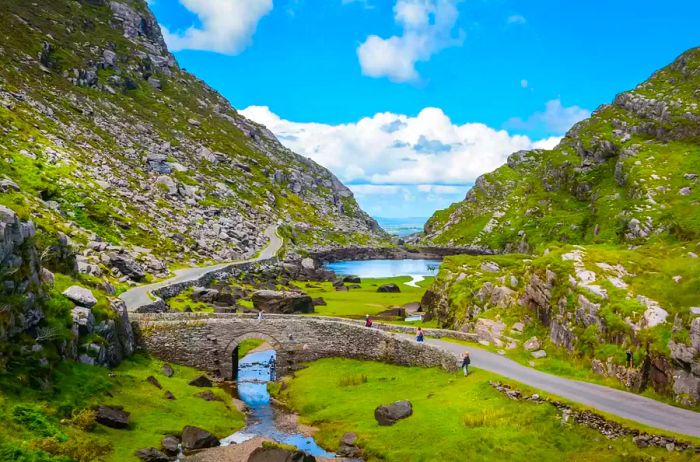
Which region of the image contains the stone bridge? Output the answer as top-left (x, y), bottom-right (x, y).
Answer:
top-left (132, 313), bottom-right (459, 379)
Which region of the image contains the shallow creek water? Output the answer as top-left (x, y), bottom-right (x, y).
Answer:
top-left (220, 349), bottom-right (336, 457)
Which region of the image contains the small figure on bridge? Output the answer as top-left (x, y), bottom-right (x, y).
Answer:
top-left (365, 315), bottom-right (373, 328)
top-left (462, 352), bottom-right (470, 376)
top-left (257, 310), bottom-right (264, 321)
top-left (416, 327), bottom-right (424, 342)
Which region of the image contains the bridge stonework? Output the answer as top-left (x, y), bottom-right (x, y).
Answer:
top-left (132, 313), bottom-right (459, 379)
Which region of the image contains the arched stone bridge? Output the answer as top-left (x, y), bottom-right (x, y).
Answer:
top-left (132, 313), bottom-right (458, 379)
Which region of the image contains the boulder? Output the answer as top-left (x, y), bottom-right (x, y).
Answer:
top-left (531, 350), bottom-right (547, 359)
top-left (252, 290), bottom-right (314, 314)
top-left (63, 286), bottom-right (97, 307)
top-left (196, 390), bottom-right (223, 402)
top-left (374, 400), bottom-right (413, 426)
top-left (71, 306), bottom-right (95, 335)
top-left (109, 253), bottom-right (145, 281)
top-left (181, 425), bottom-right (219, 451)
top-left (343, 275), bottom-right (361, 284)
top-left (146, 376), bottom-right (162, 389)
top-left (135, 448), bottom-right (169, 462)
top-left (164, 391), bottom-right (175, 400)
top-left (523, 336), bottom-right (541, 352)
top-left (95, 405), bottom-right (130, 429)
top-left (300, 257), bottom-right (315, 270)
top-left (161, 363), bottom-right (175, 377)
top-left (192, 287), bottom-right (219, 303)
top-left (337, 432), bottom-right (361, 457)
top-left (377, 284), bottom-right (400, 293)
top-left (247, 446), bottom-right (315, 462)
top-left (161, 435), bottom-right (180, 456)
top-left (188, 375), bottom-right (213, 387)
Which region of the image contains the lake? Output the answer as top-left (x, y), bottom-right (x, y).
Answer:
top-left (324, 258), bottom-right (441, 281)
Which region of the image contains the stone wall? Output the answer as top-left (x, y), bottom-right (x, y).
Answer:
top-left (134, 259), bottom-right (278, 313)
top-left (310, 246), bottom-right (495, 265)
top-left (133, 313), bottom-right (459, 379)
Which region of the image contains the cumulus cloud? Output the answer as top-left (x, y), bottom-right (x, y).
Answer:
top-left (161, 0), bottom-right (272, 55)
top-left (507, 14), bottom-right (527, 24)
top-left (357, 0), bottom-right (464, 82)
top-left (240, 105), bottom-right (563, 188)
top-left (505, 99), bottom-right (591, 135)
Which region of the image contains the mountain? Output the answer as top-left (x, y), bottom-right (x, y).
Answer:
top-left (420, 49), bottom-right (700, 406)
top-left (0, 0), bottom-right (386, 281)
top-left (424, 48), bottom-right (700, 251)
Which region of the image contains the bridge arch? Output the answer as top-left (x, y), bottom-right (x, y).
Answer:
top-left (223, 331), bottom-right (285, 380)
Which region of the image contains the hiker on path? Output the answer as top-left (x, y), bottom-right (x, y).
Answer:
top-left (416, 327), bottom-right (424, 342)
top-left (365, 315), bottom-right (373, 328)
top-left (462, 352), bottom-right (471, 376)
top-left (257, 310), bottom-right (264, 320)
top-left (626, 349), bottom-right (633, 368)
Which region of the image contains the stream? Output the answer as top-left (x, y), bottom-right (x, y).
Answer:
top-left (220, 349), bottom-right (336, 457)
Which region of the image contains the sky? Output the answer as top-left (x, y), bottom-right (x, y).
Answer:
top-left (148, 0), bottom-right (700, 219)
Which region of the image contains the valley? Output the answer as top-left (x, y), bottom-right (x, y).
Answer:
top-left (0, 1), bottom-right (699, 461)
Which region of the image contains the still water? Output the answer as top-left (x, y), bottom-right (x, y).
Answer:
top-left (324, 259), bottom-right (441, 279)
top-left (221, 350), bottom-right (336, 457)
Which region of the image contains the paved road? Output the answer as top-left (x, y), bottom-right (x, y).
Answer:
top-left (413, 336), bottom-right (700, 438)
top-left (120, 225), bottom-right (282, 312)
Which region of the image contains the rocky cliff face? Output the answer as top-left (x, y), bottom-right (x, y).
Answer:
top-left (0, 0), bottom-right (385, 283)
top-left (0, 0), bottom-right (386, 376)
top-left (421, 49), bottom-right (700, 406)
top-left (424, 48), bottom-right (700, 250)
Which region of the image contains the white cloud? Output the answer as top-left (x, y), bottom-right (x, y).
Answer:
top-left (505, 99), bottom-right (591, 135)
top-left (507, 14), bottom-right (527, 25)
top-left (161, 0), bottom-right (272, 55)
top-left (357, 0), bottom-right (464, 82)
top-left (520, 79), bottom-right (528, 88)
top-left (241, 105), bottom-right (562, 188)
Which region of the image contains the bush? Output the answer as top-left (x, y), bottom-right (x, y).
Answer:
top-left (12, 405), bottom-right (67, 442)
top-left (33, 435), bottom-right (112, 462)
top-left (338, 374), bottom-right (368, 387)
top-left (69, 409), bottom-right (96, 432)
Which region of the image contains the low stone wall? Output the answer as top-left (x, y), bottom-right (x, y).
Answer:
top-left (310, 246), bottom-right (494, 264)
top-left (134, 258), bottom-right (277, 313)
top-left (342, 319), bottom-right (480, 342)
top-left (132, 313), bottom-right (459, 379)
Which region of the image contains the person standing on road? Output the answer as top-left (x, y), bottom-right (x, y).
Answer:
top-left (626, 349), bottom-right (633, 368)
top-left (462, 352), bottom-right (471, 376)
top-left (365, 315), bottom-right (373, 327)
top-left (416, 327), bottom-right (424, 342)
top-left (257, 310), bottom-right (264, 321)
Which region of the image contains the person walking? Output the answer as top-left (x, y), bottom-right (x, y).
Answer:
top-left (626, 349), bottom-right (633, 368)
top-left (462, 352), bottom-right (471, 376)
top-left (257, 310), bottom-right (264, 321)
top-left (365, 315), bottom-right (373, 327)
top-left (416, 327), bottom-right (424, 342)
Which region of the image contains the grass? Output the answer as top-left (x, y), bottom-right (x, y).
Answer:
top-left (277, 358), bottom-right (699, 462)
top-left (237, 338), bottom-right (266, 358)
top-left (0, 355), bottom-right (245, 462)
top-left (292, 276), bottom-right (434, 318)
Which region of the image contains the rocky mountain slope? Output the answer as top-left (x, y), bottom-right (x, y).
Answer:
top-left (0, 0), bottom-right (387, 383)
top-left (421, 48), bottom-right (700, 406)
top-left (0, 0), bottom-right (385, 281)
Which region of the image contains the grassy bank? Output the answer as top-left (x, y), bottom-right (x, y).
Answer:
top-left (0, 355), bottom-right (244, 462)
top-left (292, 276), bottom-right (433, 317)
top-left (276, 358), bottom-right (697, 462)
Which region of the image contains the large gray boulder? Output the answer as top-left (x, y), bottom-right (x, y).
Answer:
top-left (252, 290), bottom-right (314, 314)
top-left (95, 405), bottom-right (130, 429)
top-left (181, 425), bottom-right (219, 451)
top-left (247, 446), bottom-right (315, 462)
top-left (109, 253), bottom-right (145, 281)
top-left (71, 306), bottom-right (95, 335)
top-left (63, 286), bottom-right (98, 307)
top-left (377, 283), bottom-right (400, 293)
top-left (374, 400), bottom-right (413, 426)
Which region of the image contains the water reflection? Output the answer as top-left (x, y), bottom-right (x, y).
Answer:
top-left (324, 259), bottom-right (441, 279)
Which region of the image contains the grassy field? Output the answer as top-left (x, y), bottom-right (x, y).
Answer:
top-left (292, 276), bottom-right (434, 317)
top-left (0, 355), bottom-right (244, 462)
top-left (276, 358), bottom-right (698, 462)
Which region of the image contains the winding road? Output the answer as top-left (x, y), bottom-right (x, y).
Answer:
top-left (120, 225), bottom-right (282, 312)
top-left (417, 336), bottom-right (700, 438)
top-left (119, 227), bottom-right (700, 438)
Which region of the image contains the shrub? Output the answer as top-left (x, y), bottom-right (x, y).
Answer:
top-left (33, 435), bottom-right (112, 462)
top-left (12, 405), bottom-right (67, 442)
top-left (69, 409), bottom-right (96, 432)
top-left (338, 374), bottom-right (367, 387)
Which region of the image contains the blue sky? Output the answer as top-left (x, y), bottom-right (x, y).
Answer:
top-left (149, 0), bottom-right (700, 218)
